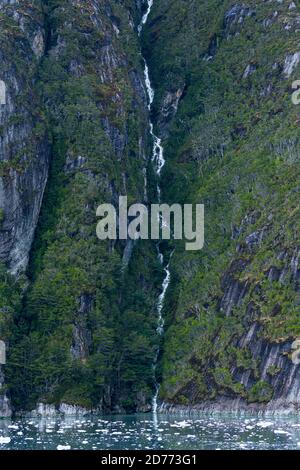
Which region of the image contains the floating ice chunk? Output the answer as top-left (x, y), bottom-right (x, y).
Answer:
top-left (256, 421), bottom-right (273, 428)
top-left (170, 420), bottom-right (191, 428)
top-left (57, 445), bottom-right (71, 450)
top-left (0, 437), bottom-right (11, 444)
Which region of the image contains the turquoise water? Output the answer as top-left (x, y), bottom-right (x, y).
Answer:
top-left (0, 413), bottom-right (300, 450)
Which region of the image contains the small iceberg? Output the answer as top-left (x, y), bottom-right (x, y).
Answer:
top-left (0, 437), bottom-right (11, 444)
top-left (57, 444), bottom-right (71, 450)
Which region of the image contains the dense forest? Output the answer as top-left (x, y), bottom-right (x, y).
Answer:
top-left (0, 0), bottom-right (299, 417)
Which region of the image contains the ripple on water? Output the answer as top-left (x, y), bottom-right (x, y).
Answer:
top-left (0, 414), bottom-right (300, 450)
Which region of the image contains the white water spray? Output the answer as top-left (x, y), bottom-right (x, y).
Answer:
top-left (143, 63), bottom-right (166, 179)
top-left (138, 0), bottom-right (154, 35)
top-left (139, 0), bottom-right (171, 414)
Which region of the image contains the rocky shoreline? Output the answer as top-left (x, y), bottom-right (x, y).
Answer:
top-left (1, 401), bottom-right (300, 419)
top-left (158, 399), bottom-right (300, 417)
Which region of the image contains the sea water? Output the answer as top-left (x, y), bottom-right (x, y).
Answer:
top-left (0, 413), bottom-right (300, 450)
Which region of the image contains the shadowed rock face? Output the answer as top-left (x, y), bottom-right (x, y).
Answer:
top-left (0, 146), bottom-right (50, 274)
top-left (70, 295), bottom-right (93, 361)
top-left (233, 323), bottom-right (300, 409)
top-left (0, 0), bottom-right (50, 274)
top-left (0, 366), bottom-right (11, 417)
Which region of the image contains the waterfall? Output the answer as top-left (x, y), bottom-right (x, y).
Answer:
top-left (152, 254), bottom-right (173, 413)
top-left (139, 0), bottom-right (171, 414)
top-left (138, 0), bottom-right (154, 35)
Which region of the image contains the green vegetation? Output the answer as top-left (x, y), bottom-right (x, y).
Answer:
top-left (1, 0), bottom-right (299, 413)
top-left (4, 0), bottom-right (163, 413)
top-left (248, 381), bottom-right (274, 403)
top-left (143, 0), bottom-right (300, 404)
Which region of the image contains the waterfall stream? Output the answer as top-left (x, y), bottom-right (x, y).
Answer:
top-left (139, 0), bottom-right (171, 414)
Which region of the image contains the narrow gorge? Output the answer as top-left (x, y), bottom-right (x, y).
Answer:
top-left (0, 0), bottom-right (300, 423)
top-left (139, 0), bottom-right (172, 415)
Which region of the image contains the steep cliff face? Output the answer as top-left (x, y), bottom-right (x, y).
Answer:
top-left (0, 0), bottom-right (50, 417)
top-left (1, 0), bottom-right (299, 418)
top-left (142, 0), bottom-right (300, 412)
top-left (0, 0), bottom-right (50, 275)
top-left (5, 0), bottom-right (162, 415)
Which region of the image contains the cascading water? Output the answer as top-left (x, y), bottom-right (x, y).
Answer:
top-left (138, 0), bottom-right (154, 35)
top-left (152, 254), bottom-right (173, 413)
top-left (139, 0), bottom-right (171, 414)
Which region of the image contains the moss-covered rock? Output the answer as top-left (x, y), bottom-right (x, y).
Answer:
top-left (143, 0), bottom-right (300, 408)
